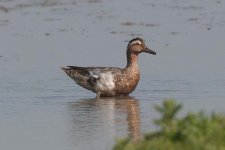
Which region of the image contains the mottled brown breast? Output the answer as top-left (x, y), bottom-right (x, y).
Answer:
top-left (113, 67), bottom-right (140, 95)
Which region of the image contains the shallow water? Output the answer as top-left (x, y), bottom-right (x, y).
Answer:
top-left (0, 0), bottom-right (225, 149)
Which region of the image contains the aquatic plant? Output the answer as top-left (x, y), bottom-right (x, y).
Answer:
top-left (113, 100), bottom-right (225, 150)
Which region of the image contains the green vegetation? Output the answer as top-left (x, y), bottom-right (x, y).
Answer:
top-left (113, 100), bottom-right (225, 150)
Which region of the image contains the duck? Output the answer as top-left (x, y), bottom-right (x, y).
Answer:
top-left (61, 37), bottom-right (156, 97)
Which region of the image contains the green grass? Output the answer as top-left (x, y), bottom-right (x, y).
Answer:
top-left (113, 100), bottom-right (225, 150)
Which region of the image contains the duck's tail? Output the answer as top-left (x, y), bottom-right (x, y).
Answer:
top-left (61, 66), bottom-right (94, 92)
top-left (61, 67), bottom-right (70, 75)
top-left (61, 66), bottom-right (83, 82)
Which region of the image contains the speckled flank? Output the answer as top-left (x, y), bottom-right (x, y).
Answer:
top-left (61, 37), bottom-right (156, 97)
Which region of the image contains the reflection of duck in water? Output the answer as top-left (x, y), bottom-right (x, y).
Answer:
top-left (68, 96), bottom-right (141, 142)
top-left (62, 38), bottom-right (156, 97)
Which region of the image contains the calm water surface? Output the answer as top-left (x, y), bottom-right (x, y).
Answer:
top-left (0, 0), bottom-right (225, 149)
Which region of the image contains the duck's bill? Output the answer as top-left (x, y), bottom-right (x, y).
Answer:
top-left (143, 48), bottom-right (157, 55)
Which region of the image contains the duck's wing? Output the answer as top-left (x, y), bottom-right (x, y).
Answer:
top-left (61, 66), bottom-right (122, 91)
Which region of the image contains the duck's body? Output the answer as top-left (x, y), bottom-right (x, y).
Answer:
top-left (61, 64), bottom-right (139, 97)
top-left (61, 38), bottom-right (156, 97)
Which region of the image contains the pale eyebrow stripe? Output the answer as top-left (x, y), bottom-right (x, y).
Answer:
top-left (128, 40), bottom-right (142, 47)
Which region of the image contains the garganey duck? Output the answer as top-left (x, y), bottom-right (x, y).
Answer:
top-left (61, 37), bottom-right (156, 97)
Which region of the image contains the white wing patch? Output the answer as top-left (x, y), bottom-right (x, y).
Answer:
top-left (89, 70), bottom-right (100, 78)
top-left (90, 70), bottom-right (115, 91)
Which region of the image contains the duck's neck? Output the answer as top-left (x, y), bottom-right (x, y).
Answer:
top-left (126, 52), bottom-right (139, 69)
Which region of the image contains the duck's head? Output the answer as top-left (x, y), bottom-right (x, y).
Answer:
top-left (127, 37), bottom-right (156, 55)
